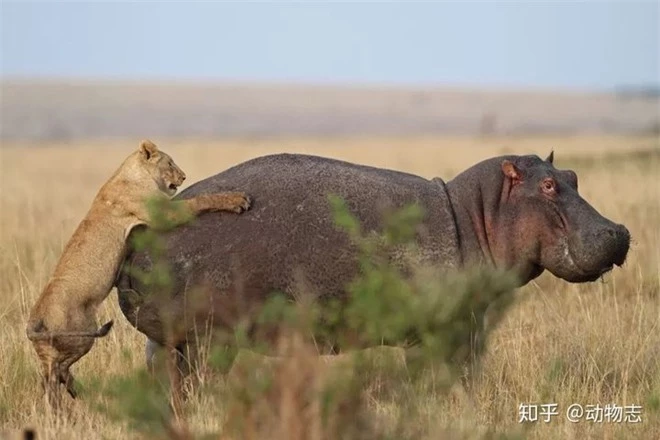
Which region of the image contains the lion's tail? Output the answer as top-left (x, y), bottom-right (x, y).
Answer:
top-left (26, 320), bottom-right (114, 341)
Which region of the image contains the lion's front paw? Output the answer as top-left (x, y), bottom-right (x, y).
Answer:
top-left (224, 192), bottom-right (252, 213)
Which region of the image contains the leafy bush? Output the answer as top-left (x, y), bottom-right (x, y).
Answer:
top-left (93, 193), bottom-right (520, 440)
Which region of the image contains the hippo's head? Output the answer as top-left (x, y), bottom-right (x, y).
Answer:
top-left (448, 152), bottom-right (631, 284)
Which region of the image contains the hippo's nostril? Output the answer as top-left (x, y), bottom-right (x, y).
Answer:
top-left (603, 224), bottom-right (629, 241)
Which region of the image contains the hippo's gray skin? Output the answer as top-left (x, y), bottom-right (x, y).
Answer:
top-left (115, 152), bottom-right (630, 367)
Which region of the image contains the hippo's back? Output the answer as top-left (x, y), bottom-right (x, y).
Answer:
top-left (118, 153), bottom-right (460, 343)
top-left (185, 153), bottom-right (436, 203)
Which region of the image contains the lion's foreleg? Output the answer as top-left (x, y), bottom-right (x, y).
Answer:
top-left (179, 192), bottom-right (251, 217)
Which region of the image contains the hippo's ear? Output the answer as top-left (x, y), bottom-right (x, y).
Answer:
top-left (501, 160), bottom-right (522, 184)
top-left (139, 139), bottom-right (159, 160)
top-left (545, 150), bottom-right (554, 164)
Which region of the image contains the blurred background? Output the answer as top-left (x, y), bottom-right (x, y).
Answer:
top-left (1, 1), bottom-right (658, 142)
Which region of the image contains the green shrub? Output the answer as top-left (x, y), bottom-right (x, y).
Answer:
top-left (93, 193), bottom-right (520, 440)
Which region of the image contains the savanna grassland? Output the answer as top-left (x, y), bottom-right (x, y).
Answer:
top-left (0, 134), bottom-right (658, 439)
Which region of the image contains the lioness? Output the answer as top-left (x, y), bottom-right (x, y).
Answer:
top-left (26, 140), bottom-right (251, 406)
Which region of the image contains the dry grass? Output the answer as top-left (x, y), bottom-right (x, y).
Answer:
top-left (0, 134), bottom-right (658, 439)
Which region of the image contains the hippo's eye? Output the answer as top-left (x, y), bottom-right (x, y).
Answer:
top-left (541, 179), bottom-right (556, 194)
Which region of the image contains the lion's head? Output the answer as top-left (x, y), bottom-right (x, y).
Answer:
top-left (131, 139), bottom-right (186, 196)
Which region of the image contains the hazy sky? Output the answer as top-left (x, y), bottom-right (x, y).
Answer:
top-left (2, 1), bottom-right (658, 90)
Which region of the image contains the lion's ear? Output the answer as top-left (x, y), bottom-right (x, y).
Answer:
top-left (139, 140), bottom-right (159, 160)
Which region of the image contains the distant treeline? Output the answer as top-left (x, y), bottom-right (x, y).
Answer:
top-left (615, 85), bottom-right (660, 99)
top-left (1, 81), bottom-right (659, 142)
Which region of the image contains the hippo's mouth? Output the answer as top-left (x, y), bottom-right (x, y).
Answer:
top-left (580, 265), bottom-right (616, 283)
top-left (529, 240), bottom-right (618, 283)
top-left (559, 265), bottom-right (613, 283)
top-left (562, 245), bottom-right (621, 283)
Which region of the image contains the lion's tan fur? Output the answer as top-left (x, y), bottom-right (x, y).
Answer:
top-left (26, 140), bottom-right (251, 404)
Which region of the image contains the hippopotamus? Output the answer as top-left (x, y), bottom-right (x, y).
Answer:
top-left (115, 152), bottom-right (630, 371)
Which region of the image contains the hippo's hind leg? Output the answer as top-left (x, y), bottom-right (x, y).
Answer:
top-left (145, 338), bottom-right (204, 413)
top-left (166, 346), bottom-right (185, 420)
top-left (145, 338), bottom-right (161, 371)
top-left (146, 338), bottom-right (197, 379)
top-left (144, 340), bottom-right (188, 420)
